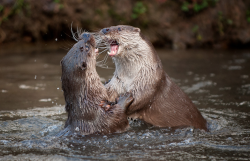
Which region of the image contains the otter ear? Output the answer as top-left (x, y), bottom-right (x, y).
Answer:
top-left (134, 27), bottom-right (140, 32)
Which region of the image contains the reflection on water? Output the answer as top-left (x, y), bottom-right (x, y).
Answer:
top-left (0, 48), bottom-right (250, 160)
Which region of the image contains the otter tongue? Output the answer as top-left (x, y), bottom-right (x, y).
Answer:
top-left (109, 45), bottom-right (118, 56)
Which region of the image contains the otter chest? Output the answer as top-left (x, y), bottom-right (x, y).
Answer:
top-left (115, 75), bottom-right (134, 94)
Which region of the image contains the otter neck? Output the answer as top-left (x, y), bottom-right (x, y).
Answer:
top-left (70, 67), bottom-right (107, 121)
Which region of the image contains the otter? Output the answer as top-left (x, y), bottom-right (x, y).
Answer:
top-left (98, 25), bottom-right (207, 130)
top-left (60, 32), bottom-right (133, 136)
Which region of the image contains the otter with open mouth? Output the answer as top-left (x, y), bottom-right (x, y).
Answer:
top-left (60, 32), bottom-right (133, 136)
top-left (99, 25), bottom-right (207, 130)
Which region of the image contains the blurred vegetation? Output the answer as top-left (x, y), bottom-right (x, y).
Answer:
top-left (181, 0), bottom-right (218, 13)
top-left (0, 0), bottom-right (28, 25)
top-left (192, 25), bottom-right (202, 41)
top-left (53, 0), bottom-right (63, 9)
top-left (0, 0), bottom-right (250, 49)
top-left (216, 11), bottom-right (233, 37)
top-left (246, 10), bottom-right (250, 23)
top-left (132, 2), bottom-right (147, 19)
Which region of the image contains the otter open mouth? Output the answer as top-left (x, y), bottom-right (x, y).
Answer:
top-left (108, 40), bottom-right (119, 56)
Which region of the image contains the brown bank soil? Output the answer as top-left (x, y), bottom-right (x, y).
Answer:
top-left (1, 0), bottom-right (250, 49)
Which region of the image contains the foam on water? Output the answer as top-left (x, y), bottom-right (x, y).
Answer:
top-left (0, 105), bottom-right (249, 160)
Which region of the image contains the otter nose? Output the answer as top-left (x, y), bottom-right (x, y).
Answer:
top-left (102, 28), bottom-right (110, 34)
top-left (82, 33), bottom-right (90, 41)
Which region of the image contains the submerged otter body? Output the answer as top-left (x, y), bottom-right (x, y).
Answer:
top-left (99, 25), bottom-right (207, 130)
top-left (60, 33), bottom-right (133, 136)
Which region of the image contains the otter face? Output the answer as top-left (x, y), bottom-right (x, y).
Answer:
top-left (61, 33), bottom-right (98, 76)
top-left (61, 33), bottom-right (99, 92)
top-left (99, 25), bottom-right (141, 57)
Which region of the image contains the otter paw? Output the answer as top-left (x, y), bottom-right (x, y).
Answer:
top-left (117, 92), bottom-right (134, 108)
top-left (104, 104), bottom-right (111, 111)
top-left (99, 100), bottom-right (107, 107)
top-left (99, 100), bottom-right (114, 111)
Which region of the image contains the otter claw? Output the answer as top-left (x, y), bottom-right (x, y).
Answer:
top-left (99, 101), bottom-right (105, 107)
top-left (105, 105), bottom-right (111, 111)
top-left (101, 104), bottom-right (111, 111)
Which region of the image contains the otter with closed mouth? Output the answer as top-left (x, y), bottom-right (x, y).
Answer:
top-left (60, 32), bottom-right (133, 136)
top-left (99, 25), bottom-right (207, 130)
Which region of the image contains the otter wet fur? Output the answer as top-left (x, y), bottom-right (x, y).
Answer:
top-left (98, 25), bottom-right (207, 130)
top-left (60, 33), bottom-right (133, 136)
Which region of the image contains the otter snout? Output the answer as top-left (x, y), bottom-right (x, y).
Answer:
top-left (101, 28), bottom-right (110, 34)
top-left (82, 33), bottom-right (91, 41)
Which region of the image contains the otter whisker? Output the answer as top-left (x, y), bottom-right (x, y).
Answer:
top-left (96, 50), bottom-right (107, 61)
top-left (97, 50), bottom-right (109, 59)
top-left (96, 52), bottom-right (111, 69)
top-left (60, 40), bottom-right (76, 52)
top-left (77, 26), bottom-right (84, 39)
top-left (97, 51), bottom-right (109, 63)
top-left (64, 32), bottom-right (77, 42)
top-left (103, 52), bottom-right (109, 62)
top-left (60, 46), bottom-right (71, 51)
top-left (71, 22), bottom-right (78, 42)
top-left (96, 47), bottom-right (109, 49)
top-left (120, 36), bottom-right (129, 40)
top-left (76, 26), bottom-right (80, 38)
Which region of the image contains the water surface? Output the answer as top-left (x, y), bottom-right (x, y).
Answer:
top-left (0, 47), bottom-right (249, 160)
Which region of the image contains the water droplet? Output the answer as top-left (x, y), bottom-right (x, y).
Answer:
top-left (1, 90), bottom-right (7, 93)
top-left (55, 38), bottom-right (58, 41)
top-left (57, 87), bottom-right (59, 90)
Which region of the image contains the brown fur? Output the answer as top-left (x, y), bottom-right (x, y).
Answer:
top-left (99, 25), bottom-right (207, 130)
top-left (60, 33), bottom-right (133, 136)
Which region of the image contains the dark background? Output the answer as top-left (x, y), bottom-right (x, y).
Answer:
top-left (0, 0), bottom-right (250, 49)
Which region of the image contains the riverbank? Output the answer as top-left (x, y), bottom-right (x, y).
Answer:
top-left (1, 0), bottom-right (250, 49)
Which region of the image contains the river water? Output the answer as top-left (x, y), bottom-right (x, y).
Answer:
top-left (0, 46), bottom-right (249, 160)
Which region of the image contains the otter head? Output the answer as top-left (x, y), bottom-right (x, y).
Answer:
top-left (61, 33), bottom-right (98, 82)
top-left (61, 33), bottom-right (99, 109)
top-left (99, 25), bottom-right (142, 58)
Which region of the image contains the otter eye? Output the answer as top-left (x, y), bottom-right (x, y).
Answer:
top-left (80, 46), bottom-right (84, 52)
top-left (85, 44), bottom-right (90, 52)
